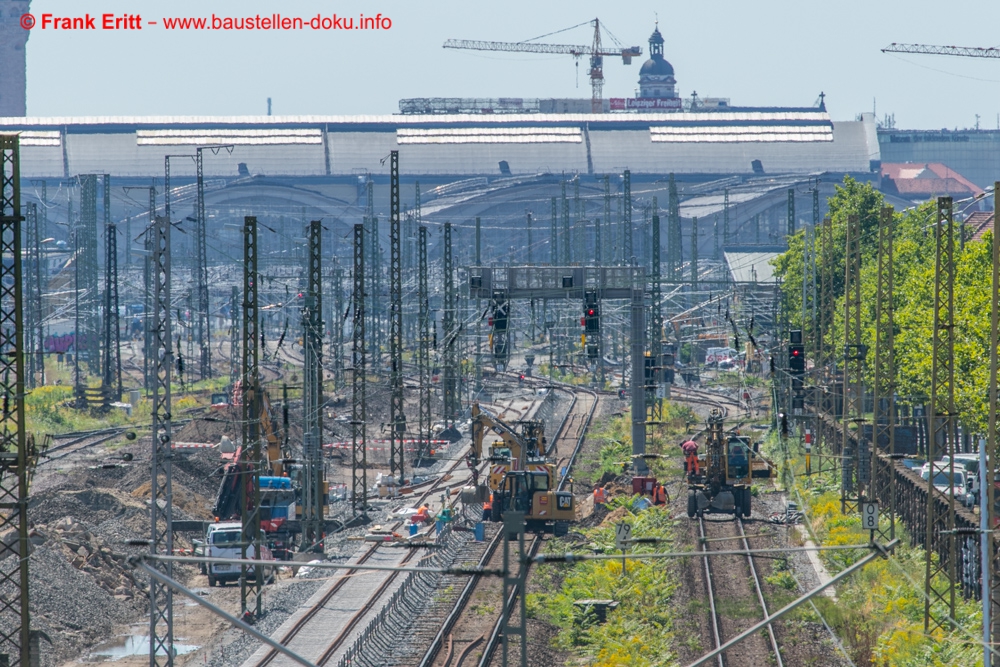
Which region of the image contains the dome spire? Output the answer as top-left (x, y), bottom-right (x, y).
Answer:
top-left (649, 23), bottom-right (664, 58)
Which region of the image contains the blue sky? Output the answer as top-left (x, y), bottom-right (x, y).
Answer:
top-left (21, 0), bottom-right (1000, 129)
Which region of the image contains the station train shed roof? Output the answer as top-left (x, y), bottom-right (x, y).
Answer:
top-left (0, 110), bottom-right (880, 180)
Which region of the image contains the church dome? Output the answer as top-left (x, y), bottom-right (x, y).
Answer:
top-left (639, 26), bottom-right (674, 77)
top-left (640, 56), bottom-right (674, 77)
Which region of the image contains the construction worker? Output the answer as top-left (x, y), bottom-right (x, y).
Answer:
top-left (681, 440), bottom-right (700, 476)
top-left (593, 484), bottom-right (607, 507)
top-left (482, 493), bottom-right (493, 522)
top-left (652, 482), bottom-right (667, 506)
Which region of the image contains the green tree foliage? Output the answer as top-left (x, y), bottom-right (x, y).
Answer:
top-left (773, 177), bottom-right (994, 432)
top-left (772, 176), bottom-right (885, 333)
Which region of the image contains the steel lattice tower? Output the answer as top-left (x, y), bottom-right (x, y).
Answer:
top-left (549, 197), bottom-right (557, 265)
top-left (561, 183), bottom-right (570, 265)
top-left (23, 203), bottom-right (38, 388)
top-left (623, 170), bottom-right (632, 264)
top-left (841, 214), bottom-right (864, 514)
top-left (872, 206), bottom-right (896, 543)
top-left (801, 225), bottom-right (816, 359)
top-left (650, 206), bottom-right (661, 416)
top-left (573, 178), bottom-right (583, 264)
top-left (0, 135), bottom-right (30, 667)
top-left (925, 197), bottom-right (957, 633)
top-left (103, 200), bottom-right (122, 404)
top-left (149, 214), bottom-right (175, 665)
top-left (137, 187), bottom-right (156, 395)
top-left (667, 174), bottom-right (679, 280)
top-left (443, 222), bottom-right (458, 424)
top-left (351, 223), bottom-right (367, 516)
top-left (194, 148), bottom-right (211, 380)
top-left (333, 265), bottom-right (345, 390)
top-left (229, 287), bottom-right (239, 397)
top-left (723, 187), bottom-right (730, 245)
top-left (819, 217), bottom-right (833, 368)
top-left (525, 212), bottom-right (532, 265)
top-left (418, 226), bottom-right (431, 457)
top-left (690, 216), bottom-right (699, 295)
top-left (388, 151), bottom-right (406, 483)
top-left (986, 181), bottom-right (1000, 660)
top-left (787, 189), bottom-right (796, 236)
top-left (78, 174), bottom-right (100, 375)
top-left (240, 216), bottom-right (263, 617)
top-left (302, 220), bottom-right (324, 550)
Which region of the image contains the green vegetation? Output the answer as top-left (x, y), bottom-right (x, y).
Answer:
top-left (763, 432), bottom-right (984, 666)
top-left (772, 176), bottom-right (995, 432)
top-left (529, 504), bottom-right (680, 666)
top-left (24, 372), bottom-right (224, 437)
top-left (529, 408), bottom-right (699, 665)
top-left (575, 404), bottom-right (694, 488)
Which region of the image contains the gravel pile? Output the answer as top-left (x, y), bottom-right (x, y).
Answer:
top-left (1, 534), bottom-right (147, 666)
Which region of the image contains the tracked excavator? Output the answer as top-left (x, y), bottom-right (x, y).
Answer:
top-left (468, 402), bottom-right (574, 534)
top-left (213, 383), bottom-right (327, 556)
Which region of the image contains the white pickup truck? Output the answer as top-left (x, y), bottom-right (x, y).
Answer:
top-left (204, 521), bottom-right (275, 587)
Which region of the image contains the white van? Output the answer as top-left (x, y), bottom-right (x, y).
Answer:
top-left (919, 465), bottom-right (973, 508)
top-left (205, 522), bottom-right (274, 587)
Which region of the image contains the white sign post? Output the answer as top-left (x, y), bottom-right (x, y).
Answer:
top-left (861, 502), bottom-right (879, 534)
top-left (615, 522), bottom-right (632, 576)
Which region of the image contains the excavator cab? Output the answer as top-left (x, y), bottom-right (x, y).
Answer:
top-left (491, 468), bottom-right (573, 535)
top-left (727, 440), bottom-right (751, 482)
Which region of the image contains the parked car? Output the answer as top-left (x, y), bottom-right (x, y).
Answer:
top-left (919, 465), bottom-right (973, 508)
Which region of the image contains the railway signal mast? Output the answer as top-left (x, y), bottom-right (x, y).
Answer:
top-left (443, 19), bottom-right (642, 113)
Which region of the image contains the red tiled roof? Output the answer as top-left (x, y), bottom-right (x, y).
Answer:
top-left (881, 162), bottom-right (983, 198)
top-left (968, 211), bottom-right (996, 243)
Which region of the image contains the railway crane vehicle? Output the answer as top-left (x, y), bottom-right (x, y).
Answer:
top-left (687, 409), bottom-right (754, 518)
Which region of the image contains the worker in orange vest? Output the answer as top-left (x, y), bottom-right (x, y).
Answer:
top-left (482, 494), bottom-right (493, 522)
top-left (593, 484), bottom-right (607, 507)
top-left (652, 482), bottom-right (667, 505)
top-left (681, 440), bottom-right (700, 477)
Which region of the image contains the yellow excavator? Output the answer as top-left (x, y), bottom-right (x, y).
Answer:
top-left (687, 409), bottom-right (754, 518)
top-left (470, 403), bottom-right (549, 490)
top-left (469, 403), bottom-right (574, 534)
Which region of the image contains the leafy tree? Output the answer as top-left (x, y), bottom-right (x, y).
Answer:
top-left (774, 177), bottom-right (996, 434)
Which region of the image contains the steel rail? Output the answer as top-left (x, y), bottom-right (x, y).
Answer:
top-left (697, 515), bottom-right (725, 667)
top-left (477, 387), bottom-right (598, 667)
top-left (416, 386), bottom-right (581, 667)
top-left (737, 517), bottom-right (784, 667)
top-left (249, 451), bottom-right (474, 667)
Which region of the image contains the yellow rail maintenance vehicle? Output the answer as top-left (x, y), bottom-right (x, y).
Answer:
top-left (489, 467), bottom-right (574, 535)
top-left (687, 409), bottom-right (754, 519)
top-left (469, 403), bottom-right (547, 491)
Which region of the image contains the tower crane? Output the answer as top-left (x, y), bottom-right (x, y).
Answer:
top-left (882, 43), bottom-right (1000, 59)
top-left (444, 18), bottom-right (642, 113)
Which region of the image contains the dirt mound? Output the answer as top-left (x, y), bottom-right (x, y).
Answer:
top-left (131, 479), bottom-right (213, 519)
top-left (600, 506), bottom-right (630, 526)
top-left (29, 487), bottom-right (132, 526)
top-left (174, 416), bottom-right (238, 444)
top-left (0, 516), bottom-right (151, 665)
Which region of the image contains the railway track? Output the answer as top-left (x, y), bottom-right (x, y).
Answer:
top-left (414, 387), bottom-right (598, 667)
top-left (246, 456), bottom-right (468, 667)
top-left (244, 384), bottom-right (559, 667)
top-left (697, 514), bottom-right (783, 667)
